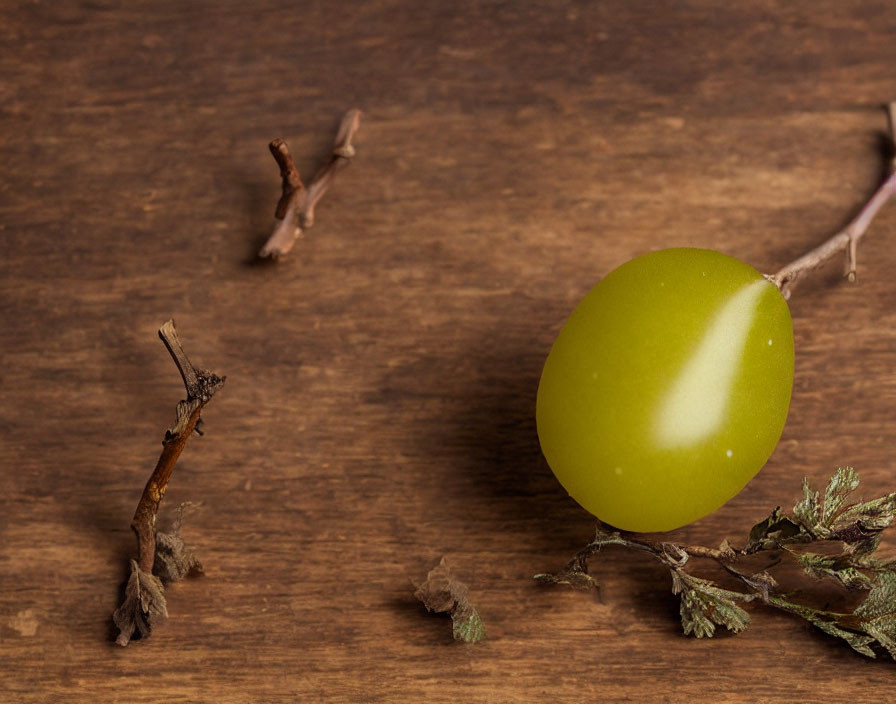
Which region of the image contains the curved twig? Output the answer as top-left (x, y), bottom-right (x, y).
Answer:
top-left (769, 103), bottom-right (896, 299)
top-left (113, 322), bottom-right (224, 647)
top-left (132, 321), bottom-right (225, 573)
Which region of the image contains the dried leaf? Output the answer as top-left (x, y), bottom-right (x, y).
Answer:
top-left (836, 493), bottom-right (896, 536)
top-left (826, 479), bottom-right (896, 555)
top-left (822, 466), bottom-right (860, 525)
top-left (452, 605), bottom-right (486, 644)
top-left (849, 572), bottom-right (896, 658)
top-left (154, 532), bottom-right (204, 582)
top-left (539, 467), bottom-right (896, 659)
top-left (793, 467), bottom-right (888, 543)
top-left (113, 560), bottom-right (168, 647)
top-left (153, 503), bottom-right (204, 582)
top-left (794, 478), bottom-right (824, 535)
top-left (790, 550), bottom-right (872, 590)
top-left (745, 506), bottom-right (805, 552)
top-left (671, 570), bottom-right (753, 638)
top-left (414, 558), bottom-right (485, 643)
top-left (771, 596), bottom-right (878, 658)
top-left (856, 571), bottom-right (896, 615)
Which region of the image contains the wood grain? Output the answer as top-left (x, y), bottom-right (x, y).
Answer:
top-left (2, 1), bottom-right (896, 701)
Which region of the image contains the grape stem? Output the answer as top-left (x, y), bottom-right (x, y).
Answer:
top-left (767, 102), bottom-right (896, 300)
top-left (258, 108), bottom-right (362, 259)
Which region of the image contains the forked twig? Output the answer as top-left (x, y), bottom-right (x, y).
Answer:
top-left (259, 108), bottom-right (362, 259)
top-left (131, 321), bottom-right (225, 574)
top-left (113, 321), bottom-right (224, 646)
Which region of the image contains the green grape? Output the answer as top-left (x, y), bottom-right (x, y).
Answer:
top-left (536, 248), bottom-right (794, 532)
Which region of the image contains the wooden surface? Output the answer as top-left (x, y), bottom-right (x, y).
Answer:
top-left (2, 1), bottom-right (896, 701)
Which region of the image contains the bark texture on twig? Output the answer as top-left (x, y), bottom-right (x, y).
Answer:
top-left (113, 321), bottom-right (224, 646)
top-left (132, 321), bottom-right (224, 575)
top-left (769, 103), bottom-right (896, 299)
top-left (259, 108), bottom-right (362, 259)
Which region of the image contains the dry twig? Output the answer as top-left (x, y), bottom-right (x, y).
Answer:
top-left (259, 108), bottom-right (362, 259)
top-left (113, 321), bottom-right (224, 646)
top-left (769, 102), bottom-right (896, 299)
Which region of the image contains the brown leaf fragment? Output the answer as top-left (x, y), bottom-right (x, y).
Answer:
top-left (153, 503), bottom-right (204, 582)
top-left (154, 531), bottom-right (203, 583)
top-left (745, 506), bottom-right (806, 553)
top-left (113, 560), bottom-right (168, 647)
top-left (414, 558), bottom-right (485, 643)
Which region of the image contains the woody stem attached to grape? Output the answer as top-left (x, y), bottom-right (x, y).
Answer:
top-left (769, 102), bottom-right (896, 300)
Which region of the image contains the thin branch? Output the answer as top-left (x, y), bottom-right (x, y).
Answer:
top-left (157, 320), bottom-right (200, 398)
top-left (270, 138), bottom-right (306, 220)
top-left (258, 108), bottom-right (362, 259)
top-left (114, 321), bottom-right (224, 646)
top-left (303, 108), bottom-right (361, 228)
top-left (769, 103), bottom-right (896, 299)
top-left (540, 523), bottom-right (755, 592)
top-left (132, 321), bottom-right (224, 573)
